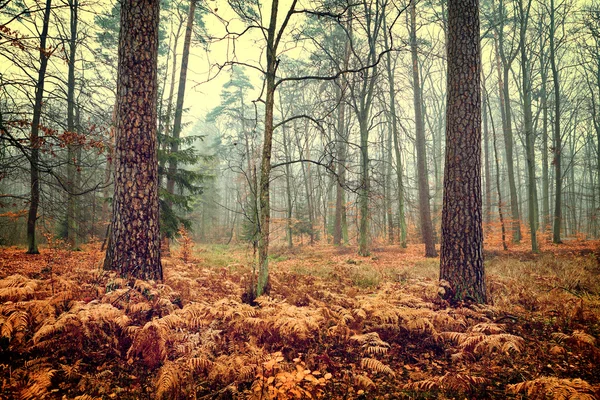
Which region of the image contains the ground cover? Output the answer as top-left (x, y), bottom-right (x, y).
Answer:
top-left (1, 240), bottom-right (599, 399)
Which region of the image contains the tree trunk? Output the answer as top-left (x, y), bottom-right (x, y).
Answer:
top-left (550, 0), bottom-right (562, 243)
top-left (485, 83), bottom-right (508, 251)
top-left (27, 0), bottom-right (53, 254)
top-left (333, 11), bottom-right (351, 247)
top-left (384, 18), bottom-right (407, 248)
top-left (411, 2), bottom-right (436, 257)
top-left (103, 0), bottom-right (162, 280)
top-left (482, 72), bottom-right (491, 229)
top-left (540, 15), bottom-right (550, 233)
top-left (440, 0), bottom-right (485, 303)
top-left (159, 13), bottom-right (184, 188)
top-left (66, 0), bottom-right (79, 250)
top-left (282, 125), bottom-right (294, 248)
top-left (256, 0), bottom-right (281, 297)
top-left (386, 128), bottom-right (394, 244)
top-left (166, 0), bottom-right (195, 207)
top-left (519, 0), bottom-right (538, 252)
top-left (333, 83), bottom-right (348, 246)
top-left (358, 115), bottom-right (371, 256)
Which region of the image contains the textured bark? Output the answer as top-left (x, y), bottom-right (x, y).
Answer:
top-left (440, 0), bottom-right (485, 303)
top-left (103, 0), bottom-right (162, 280)
top-left (27, 0), bottom-right (52, 254)
top-left (410, 2), bottom-right (436, 257)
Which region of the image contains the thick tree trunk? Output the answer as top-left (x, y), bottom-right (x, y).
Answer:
top-left (440, 0), bottom-right (485, 303)
top-left (411, 2), bottom-right (436, 257)
top-left (27, 0), bottom-right (53, 254)
top-left (103, 0), bottom-right (162, 280)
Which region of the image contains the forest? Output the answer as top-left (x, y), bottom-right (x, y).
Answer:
top-left (1, 0), bottom-right (600, 398)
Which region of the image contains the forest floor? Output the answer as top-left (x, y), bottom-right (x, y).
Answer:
top-left (1, 239), bottom-right (600, 399)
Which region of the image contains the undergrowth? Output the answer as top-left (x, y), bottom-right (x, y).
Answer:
top-left (0, 242), bottom-right (599, 399)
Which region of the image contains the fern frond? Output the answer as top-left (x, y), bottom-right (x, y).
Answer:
top-left (156, 361), bottom-right (182, 400)
top-left (127, 319), bottom-right (169, 368)
top-left (19, 368), bottom-right (57, 400)
top-left (360, 358), bottom-right (395, 377)
top-left (471, 322), bottom-right (505, 334)
top-left (188, 357), bottom-right (213, 373)
top-left (553, 330), bottom-right (597, 347)
top-left (0, 274), bottom-right (38, 302)
top-left (507, 377), bottom-right (595, 400)
top-left (354, 374), bottom-right (376, 389)
top-left (405, 372), bottom-right (487, 394)
top-left (1, 309), bottom-right (29, 342)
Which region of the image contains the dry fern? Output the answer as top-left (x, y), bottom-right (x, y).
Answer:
top-left (360, 358), bottom-right (395, 377)
top-left (552, 330), bottom-right (597, 348)
top-left (507, 377), bottom-right (596, 400)
top-left (156, 360), bottom-right (183, 400)
top-left (350, 332), bottom-right (390, 355)
top-left (405, 372), bottom-right (488, 394)
top-left (0, 274), bottom-right (38, 302)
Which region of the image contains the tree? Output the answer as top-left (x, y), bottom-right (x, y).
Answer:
top-left (549, 0), bottom-right (562, 244)
top-left (26, 0), bottom-right (52, 254)
top-left (410, 0), bottom-right (437, 257)
top-left (440, 0), bottom-right (485, 303)
top-left (103, 0), bottom-right (162, 280)
top-left (65, 0), bottom-right (80, 250)
top-left (517, 0), bottom-right (538, 252)
top-left (165, 0), bottom-right (196, 232)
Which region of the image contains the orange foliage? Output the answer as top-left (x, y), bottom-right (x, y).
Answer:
top-left (0, 242), bottom-right (599, 399)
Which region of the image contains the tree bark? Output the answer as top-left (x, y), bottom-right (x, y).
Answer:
top-left (26, 0), bottom-right (53, 254)
top-left (440, 0), bottom-right (485, 303)
top-left (519, 0), bottom-right (538, 252)
top-left (384, 15), bottom-right (407, 248)
top-left (166, 0), bottom-right (195, 206)
top-left (550, 0), bottom-right (562, 243)
top-left (256, 0), bottom-right (282, 297)
top-left (103, 0), bottom-right (162, 280)
top-left (66, 0), bottom-right (79, 250)
top-left (411, 1), bottom-right (437, 257)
